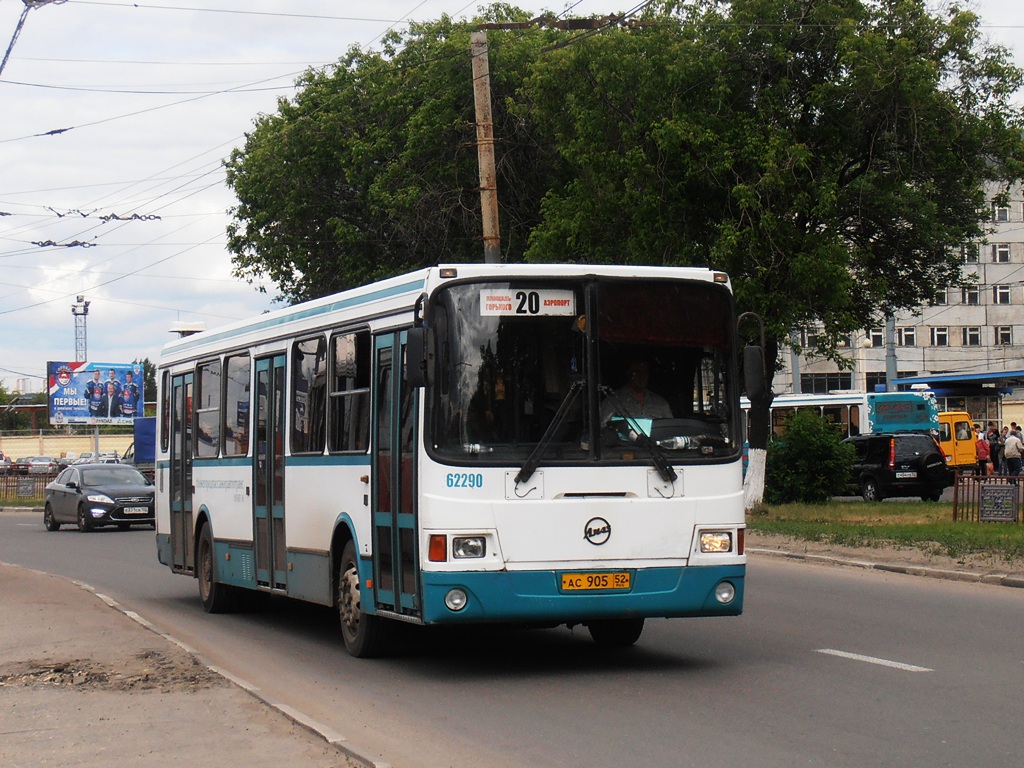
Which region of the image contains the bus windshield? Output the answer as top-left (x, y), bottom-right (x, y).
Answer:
top-left (426, 278), bottom-right (739, 466)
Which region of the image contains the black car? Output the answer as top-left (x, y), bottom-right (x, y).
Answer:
top-left (43, 463), bottom-right (155, 532)
top-left (843, 432), bottom-right (952, 502)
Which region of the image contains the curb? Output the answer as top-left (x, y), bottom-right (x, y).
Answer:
top-left (748, 547), bottom-right (1024, 588)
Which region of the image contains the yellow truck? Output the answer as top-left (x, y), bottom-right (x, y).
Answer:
top-left (937, 411), bottom-right (977, 472)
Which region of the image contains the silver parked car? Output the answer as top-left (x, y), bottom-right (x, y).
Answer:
top-left (28, 456), bottom-right (58, 475)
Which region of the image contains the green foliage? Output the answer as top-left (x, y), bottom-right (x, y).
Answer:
top-left (225, 6), bottom-right (562, 302)
top-left (764, 410), bottom-right (854, 503)
top-left (224, 1), bottom-right (1024, 428)
top-left (133, 358), bottom-right (157, 404)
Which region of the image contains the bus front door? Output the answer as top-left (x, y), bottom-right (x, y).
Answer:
top-left (371, 331), bottom-right (420, 619)
top-left (169, 372), bottom-right (194, 574)
top-left (254, 354), bottom-right (287, 590)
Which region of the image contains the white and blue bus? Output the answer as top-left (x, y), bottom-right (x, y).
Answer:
top-left (156, 264), bottom-right (759, 656)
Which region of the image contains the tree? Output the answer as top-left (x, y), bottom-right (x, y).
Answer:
top-left (764, 410), bottom-right (855, 503)
top-left (224, 1), bottom-right (1024, 504)
top-left (522, 0), bottom-right (1024, 504)
top-left (224, 5), bottom-right (564, 303)
top-left (133, 358), bottom-right (158, 408)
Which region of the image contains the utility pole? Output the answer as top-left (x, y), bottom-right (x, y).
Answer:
top-left (469, 16), bottom-right (645, 264)
top-left (885, 316), bottom-right (898, 391)
top-left (72, 295), bottom-right (89, 361)
top-left (471, 30), bottom-right (501, 264)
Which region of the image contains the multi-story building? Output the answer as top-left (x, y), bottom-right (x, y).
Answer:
top-left (777, 185), bottom-right (1024, 422)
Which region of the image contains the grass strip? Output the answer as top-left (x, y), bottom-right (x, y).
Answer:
top-left (748, 501), bottom-right (1024, 564)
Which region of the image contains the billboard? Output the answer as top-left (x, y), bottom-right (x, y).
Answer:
top-left (48, 361), bottom-right (143, 426)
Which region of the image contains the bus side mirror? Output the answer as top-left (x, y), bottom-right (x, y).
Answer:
top-left (407, 326), bottom-right (434, 388)
top-left (743, 345), bottom-right (766, 401)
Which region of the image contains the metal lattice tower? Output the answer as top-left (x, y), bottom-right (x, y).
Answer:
top-left (72, 295), bottom-right (90, 361)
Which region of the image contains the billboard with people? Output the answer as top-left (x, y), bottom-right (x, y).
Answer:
top-left (47, 361), bottom-right (143, 426)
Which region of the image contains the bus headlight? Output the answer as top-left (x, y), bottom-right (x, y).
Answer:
top-left (714, 581), bottom-right (736, 604)
top-left (452, 536), bottom-right (486, 559)
top-left (445, 589), bottom-right (469, 611)
top-left (699, 531), bottom-right (733, 553)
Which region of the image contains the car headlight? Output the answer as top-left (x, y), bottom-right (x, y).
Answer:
top-left (87, 493), bottom-right (114, 505)
top-left (699, 531), bottom-right (733, 553)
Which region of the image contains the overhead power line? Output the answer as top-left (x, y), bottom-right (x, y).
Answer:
top-left (1, 1), bottom-right (67, 78)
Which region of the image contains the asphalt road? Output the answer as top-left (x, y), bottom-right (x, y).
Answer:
top-left (2, 509), bottom-right (1022, 768)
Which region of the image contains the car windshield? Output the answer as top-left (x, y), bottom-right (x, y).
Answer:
top-left (81, 466), bottom-right (148, 486)
top-left (425, 277), bottom-right (740, 468)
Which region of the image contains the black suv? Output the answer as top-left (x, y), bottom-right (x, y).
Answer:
top-left (843, 433), bottom-right (951, 502)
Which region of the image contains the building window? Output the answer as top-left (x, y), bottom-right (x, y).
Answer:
top-left (962, 243), bottom-right (979, 263)
top-left (994, 204), bottom-right (1010, 222)
top-left (996, 326), bottom-right (1013, 346)
top-left (897, 327), bottom-right (916, 346)
top-left (800, 329), bottom-right (820, 349)
top-left (930, 327), bottom-right (948, 346)
top-left (962, 286), bottom-right (980, 305)
top-left (962, 327), bottom-right (982, 346)
top-left (931, 289), bottom-right (947, 305)
top-left (868, 329), bottom-right (884, 348)
top-left (865, 372), bottom-right (887, 392)
top-left (800, 372), bottom-right (852, 394)
top-left (994, 285), bottom-right (1011, 304)
top-left (994, 243), bottom-right (1011, 263)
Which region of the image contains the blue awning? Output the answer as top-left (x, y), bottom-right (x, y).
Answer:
top-left (896, 369), bottom-right (1024, 394)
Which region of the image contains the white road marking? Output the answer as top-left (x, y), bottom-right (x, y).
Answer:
top-left (816, 648), bottom-right (933, 672)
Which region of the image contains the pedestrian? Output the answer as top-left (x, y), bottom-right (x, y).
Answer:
top-left (988, 424), bottom-right (1003, 475)
top-left (1000, 426), bottom-right (1011, 474)
top-left (1013, 422), bottom-right (1023, 440)
top-left (975, 429), bottom-right (991, 476)
top-left (1003, 428), bottom-right (1023, 479)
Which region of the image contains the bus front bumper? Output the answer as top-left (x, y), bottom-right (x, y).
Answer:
top-left (417, 564), bottom-right (744, 625)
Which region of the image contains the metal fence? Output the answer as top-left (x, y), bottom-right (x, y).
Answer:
top-left (952, 472), bottom-right (1023, 524)
top-left (0, 474), bottom-right (53, 504)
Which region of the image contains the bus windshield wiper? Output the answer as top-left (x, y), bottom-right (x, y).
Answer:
top-left (598, 386), bottom-right (678, 484)
top-left (514, 380), bottom-right (584, 485)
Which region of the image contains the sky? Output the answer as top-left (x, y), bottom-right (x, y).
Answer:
top-left (1, 1), bottom-right (1022, 394)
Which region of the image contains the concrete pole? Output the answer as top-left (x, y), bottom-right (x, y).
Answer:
top-left (885, 316), bottom-right (898, 391)
top-left (471, 30), bottom-right (501, 263)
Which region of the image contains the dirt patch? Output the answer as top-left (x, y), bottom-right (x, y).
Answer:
top-left (0, 649), bottom-right (227, 693)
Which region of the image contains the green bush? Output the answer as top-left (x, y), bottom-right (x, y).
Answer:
top-left (765, 410), bottom-right (855, 503)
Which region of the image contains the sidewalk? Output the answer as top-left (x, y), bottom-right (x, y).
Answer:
top-left (0, 562), bottom-right (378, 768)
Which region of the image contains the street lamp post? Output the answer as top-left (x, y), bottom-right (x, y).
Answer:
top-left (72, 295), bottom-right (89, 361)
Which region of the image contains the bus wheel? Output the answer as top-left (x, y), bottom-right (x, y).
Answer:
top-left (198, 523), bottom-right (235, 614)
top-left (337, 540), bottom-right (389, 658)
top-left (587, 618), bottom-right (644, 648)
